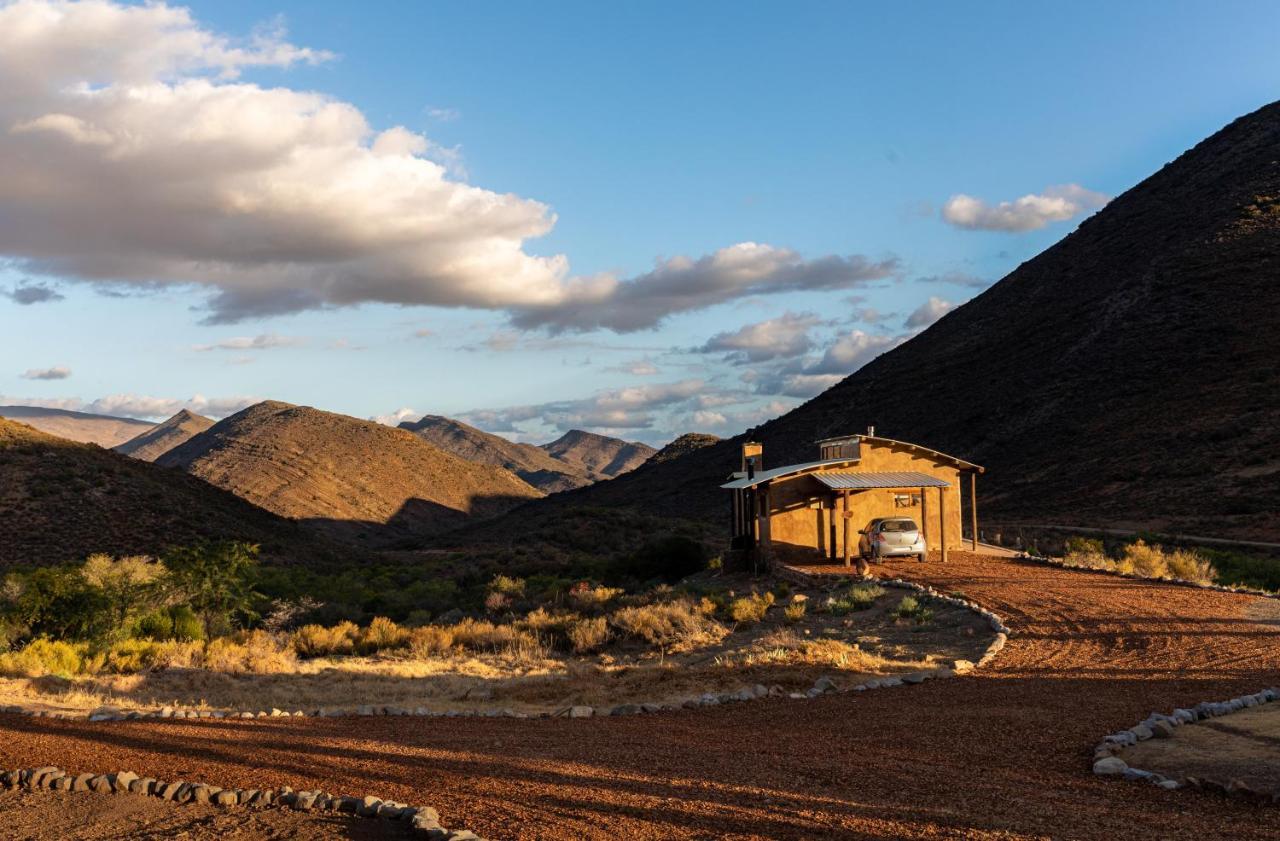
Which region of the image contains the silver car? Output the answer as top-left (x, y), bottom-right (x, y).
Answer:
top-left (858, 517), bottom-right (927, 563)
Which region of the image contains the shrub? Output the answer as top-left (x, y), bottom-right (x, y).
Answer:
top-left (728, 592), bottom-right (774, 623)
top-left (202, 630), bottom-right (296, 674)
top-left (783, 602), bottom-right (806, 623)
top-left (136, 605), bottom-right (204, 642)
top-left (829, 583), bottom-right (885, 615)
top-left (488, 575), bottom-right (526, 598)
top-left (566, 616), bottom-right (609, 653)
top-left (1121, 540), bottom-right (1168, 578)
top-left (135, 609), bottom-right (172, 641)
top-left (101, 638), bottom-right (199, 673)
top-left (610, 599), bottom-right (726, 653)
top-left (0, 638), bottom-right (85, 677)
top-left (356, 617), bottom-right (409, 654)
top-left (566, 582), bottom-right (623, 613)
top-left (1164, 548), bottom-right (1216, 584)
top-left (170, 605), bottom-right (204, 642)
top-left (292, 621), bottom-right (358, 657)
top-left (408, 625), bottom-right (455, 658)
top-left (893, 595), bottom-right (933, 624)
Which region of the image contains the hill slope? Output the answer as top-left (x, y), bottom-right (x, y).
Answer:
top-left (114, 409), bottom-right (213, 461)
top-left (0, 405), bottom-right (154, 448)
top-left (158, 401), bottom-right (543, 546)
top-left (0, 418), bottom-right (344, 566)
top-left (400, 415), bottom-right (591, 493)
top-left (541, 430), bottom-right (656, 481)
top-left (475, 101), bottom-right (1280, 542)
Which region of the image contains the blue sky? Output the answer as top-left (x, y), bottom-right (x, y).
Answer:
top-left (1, 0), bottom-right (1278, 444)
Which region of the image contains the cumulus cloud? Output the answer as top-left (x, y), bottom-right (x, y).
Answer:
top-left (905, 297), bottom-right (954, 328)
top-left (700, 312), bottom-right (821, 363)
top-left (941, 184), bottom-right (1109, 232)
top-left (372, 407), bottom-right (419, 426)
top-left (192, 333), bottom-right (303, 352)
top-left (460, 379), bottom-right (708, 434)
top-left (2, 282), bottom-right (64, 305)
top-left (0, 392), bottom-right (258, 419)
top-left (0, 1), bottom-right (895, 331)
top-left (20, 366), bottom-right (71, 380)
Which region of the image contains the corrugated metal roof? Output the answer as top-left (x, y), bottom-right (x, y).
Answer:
top-left (815, 471), bottom-right (950, 489)
top-left (719, 457), bottom-right (860, 490)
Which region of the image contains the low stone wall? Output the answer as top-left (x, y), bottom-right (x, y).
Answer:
top-left (1091, 688), bottom-right (1280, 801)
top-left (0, 764), bottom-right (485, 839)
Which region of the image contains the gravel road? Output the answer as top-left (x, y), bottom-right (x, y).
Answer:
top-left (2, 552), bottom-right (1278, 840)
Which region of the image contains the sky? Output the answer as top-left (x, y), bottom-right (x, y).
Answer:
top-left (1, 0), bottom-right (1278, 445)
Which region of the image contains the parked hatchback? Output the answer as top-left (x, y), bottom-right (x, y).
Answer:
top-left (858, 517), bottom-right (926, 563)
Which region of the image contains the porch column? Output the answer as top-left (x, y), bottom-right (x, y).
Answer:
top-left (841, 489), bottom-right (851, 567)
top-left (919, 485), bottom-right (929, 560)
top-left (758, 483), bottom-right (772, 567)
top-left (970, 472), bottom-right (979, 551)
top-left (939, 485), bottom-right (949, 563)
top-left (829, 493), bottom-right (838, 561)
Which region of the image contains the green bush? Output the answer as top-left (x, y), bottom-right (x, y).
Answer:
top-left (893, 595), bottom-right (933, 624)
top-left (829, 583), bottom-right (885, 615)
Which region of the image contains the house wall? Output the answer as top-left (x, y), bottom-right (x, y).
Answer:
top-left (762, 439), bottom-right (967, 556)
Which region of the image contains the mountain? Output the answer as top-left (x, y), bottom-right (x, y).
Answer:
top-left (0, 405), bottom-right (154, 448)
top-left (400, 415), bottom-right (591, 493)
top-left (649, 433), bottom-right (721, 465)
top-left (114, 409), bottom-right (213, 461)
top-left (0, 418), bottom-right (345, 566)
top-left (541, 430), bottom-right (656, 481)
top-left (157, 401), bottom-right (543, 546)
top-left (471, 101), bottom-right (1280, 543)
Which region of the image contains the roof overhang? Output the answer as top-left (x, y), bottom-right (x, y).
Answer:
top-left (814, 471), bottom-right (950, 490)
top-left (720, 457), bottom-right (860, 490)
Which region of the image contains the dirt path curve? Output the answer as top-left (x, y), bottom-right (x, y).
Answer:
top-left (3, 553), bottom-right (1280, 840)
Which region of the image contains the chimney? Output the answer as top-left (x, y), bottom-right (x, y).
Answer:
top-left (741, 441), bottom-right (763, 475)
top-left (866, 425), bottom-right (876, 437)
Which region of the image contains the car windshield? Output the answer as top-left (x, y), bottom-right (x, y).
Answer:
top-left (880, 519), bottom-right (918, 532)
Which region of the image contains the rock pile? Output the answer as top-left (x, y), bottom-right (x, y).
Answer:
top-left (0, 764), bottom-right (486, 840)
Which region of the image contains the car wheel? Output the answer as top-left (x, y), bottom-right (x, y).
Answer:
top-left (917, 553), bottom-right (926, 563)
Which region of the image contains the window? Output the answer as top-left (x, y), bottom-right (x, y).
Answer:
top-left (894, 493), bottom-right (921, 508)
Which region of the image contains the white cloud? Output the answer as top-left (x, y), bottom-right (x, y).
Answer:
top-left (0, 392), bottom-right (257, 419)
top-left (511, 244), bottom-right (899, 332)
top-left (746, 329), bottom-right (906, 398)
top-left (461, 378), bottom-right (709, 434)
top-left (372, 407), bottom-right (419, 426)
top-left (604, 359), bottom-right (661, 376)
top-left (701, 312), bottom-right (821, 363)
top-left (20, 366), bottom-right (71, 380)
top-left (192, 333), bottom-right (303, 352)
top-left (905, 297), bottom-right (954, 328)
top-left (941, 184), bottom-right (1108, 232)
top-left (0, 1), bottom-right (895, 331)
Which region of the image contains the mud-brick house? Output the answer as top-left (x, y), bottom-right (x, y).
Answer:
top-left (721, 428), bottom-right (984, 568)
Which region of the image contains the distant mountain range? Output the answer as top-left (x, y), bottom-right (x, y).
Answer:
top-left (114, 409), bottom-right (213, 461)
top-left (156, 401), bottom-right (543, 547)
top-left (0, 405), bottom-right (154, 448)
top-left (471, 100), bottom-right (1280, 543)
top-left (0, 416), bottom-right (349, 566)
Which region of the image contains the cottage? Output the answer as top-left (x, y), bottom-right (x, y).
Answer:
top-left (721, 428), bottom-right (984, 571)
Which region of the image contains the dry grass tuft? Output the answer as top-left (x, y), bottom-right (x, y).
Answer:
top-left (610, 599), bottom-right (727, 653)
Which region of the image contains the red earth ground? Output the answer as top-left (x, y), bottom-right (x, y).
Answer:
top-left (2, 552), bottom-right (1279, 839)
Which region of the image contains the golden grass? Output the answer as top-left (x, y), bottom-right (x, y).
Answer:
top-left (1062, 539), bottom-right (1217, 585)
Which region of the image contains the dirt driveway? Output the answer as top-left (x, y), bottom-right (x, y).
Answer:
top-left (2, 552), bottom-right (1279, 840)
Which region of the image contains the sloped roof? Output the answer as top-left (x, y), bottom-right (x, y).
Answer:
top-left (814, 471), bottom-right (950, 489)
top-left (720, 457), bottom-right (859, 490)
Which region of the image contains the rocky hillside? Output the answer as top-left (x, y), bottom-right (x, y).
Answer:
top-left (400, 415), bottom-right (590, 493)
top-left (649, 433), bottom-right (721, 466)
top-left (0, 405), bottom-right (154, 448)
top-left (0, 418), bottom-right (345, 566)
top-left (114, 409), bottom-right (213, 461)
top-left (474, 100), bottom-right (1280, 542)
top-left (157, 401), bottom-right (543, 546)
top-left (541, 430), bottom-right (656, 481)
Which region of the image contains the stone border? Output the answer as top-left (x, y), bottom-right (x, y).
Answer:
top-left (0, 572), bottom-right (1008, 724)
top-left (0, 763), bottom-right (485, 840)
top-left (1020, 551), bottom-right (1276, 599)
top-left (1091, 687), bottom-right (1280, 800)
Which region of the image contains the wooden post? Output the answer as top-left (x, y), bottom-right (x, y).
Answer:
top-left (970, 472), bottom-right (979, 552)
top-left (919, 485), bottom-right (929, 561)
top-left (759, 484), bottom-right (772, 569)
top-left (829, 494), bottom-right (838, 561)
top-left (939, 486), bottom-right (949, 563)
top-left (841, 489), bottom-right (851, 567)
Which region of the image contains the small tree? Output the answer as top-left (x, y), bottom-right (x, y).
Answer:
top-left (162, 541), bottom-right (261, 638)
top-left (81, 554), bottom-right (163, 637)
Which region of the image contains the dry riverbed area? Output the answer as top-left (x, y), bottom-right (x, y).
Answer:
top-left (0, 576), bottom-right (992, 717)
